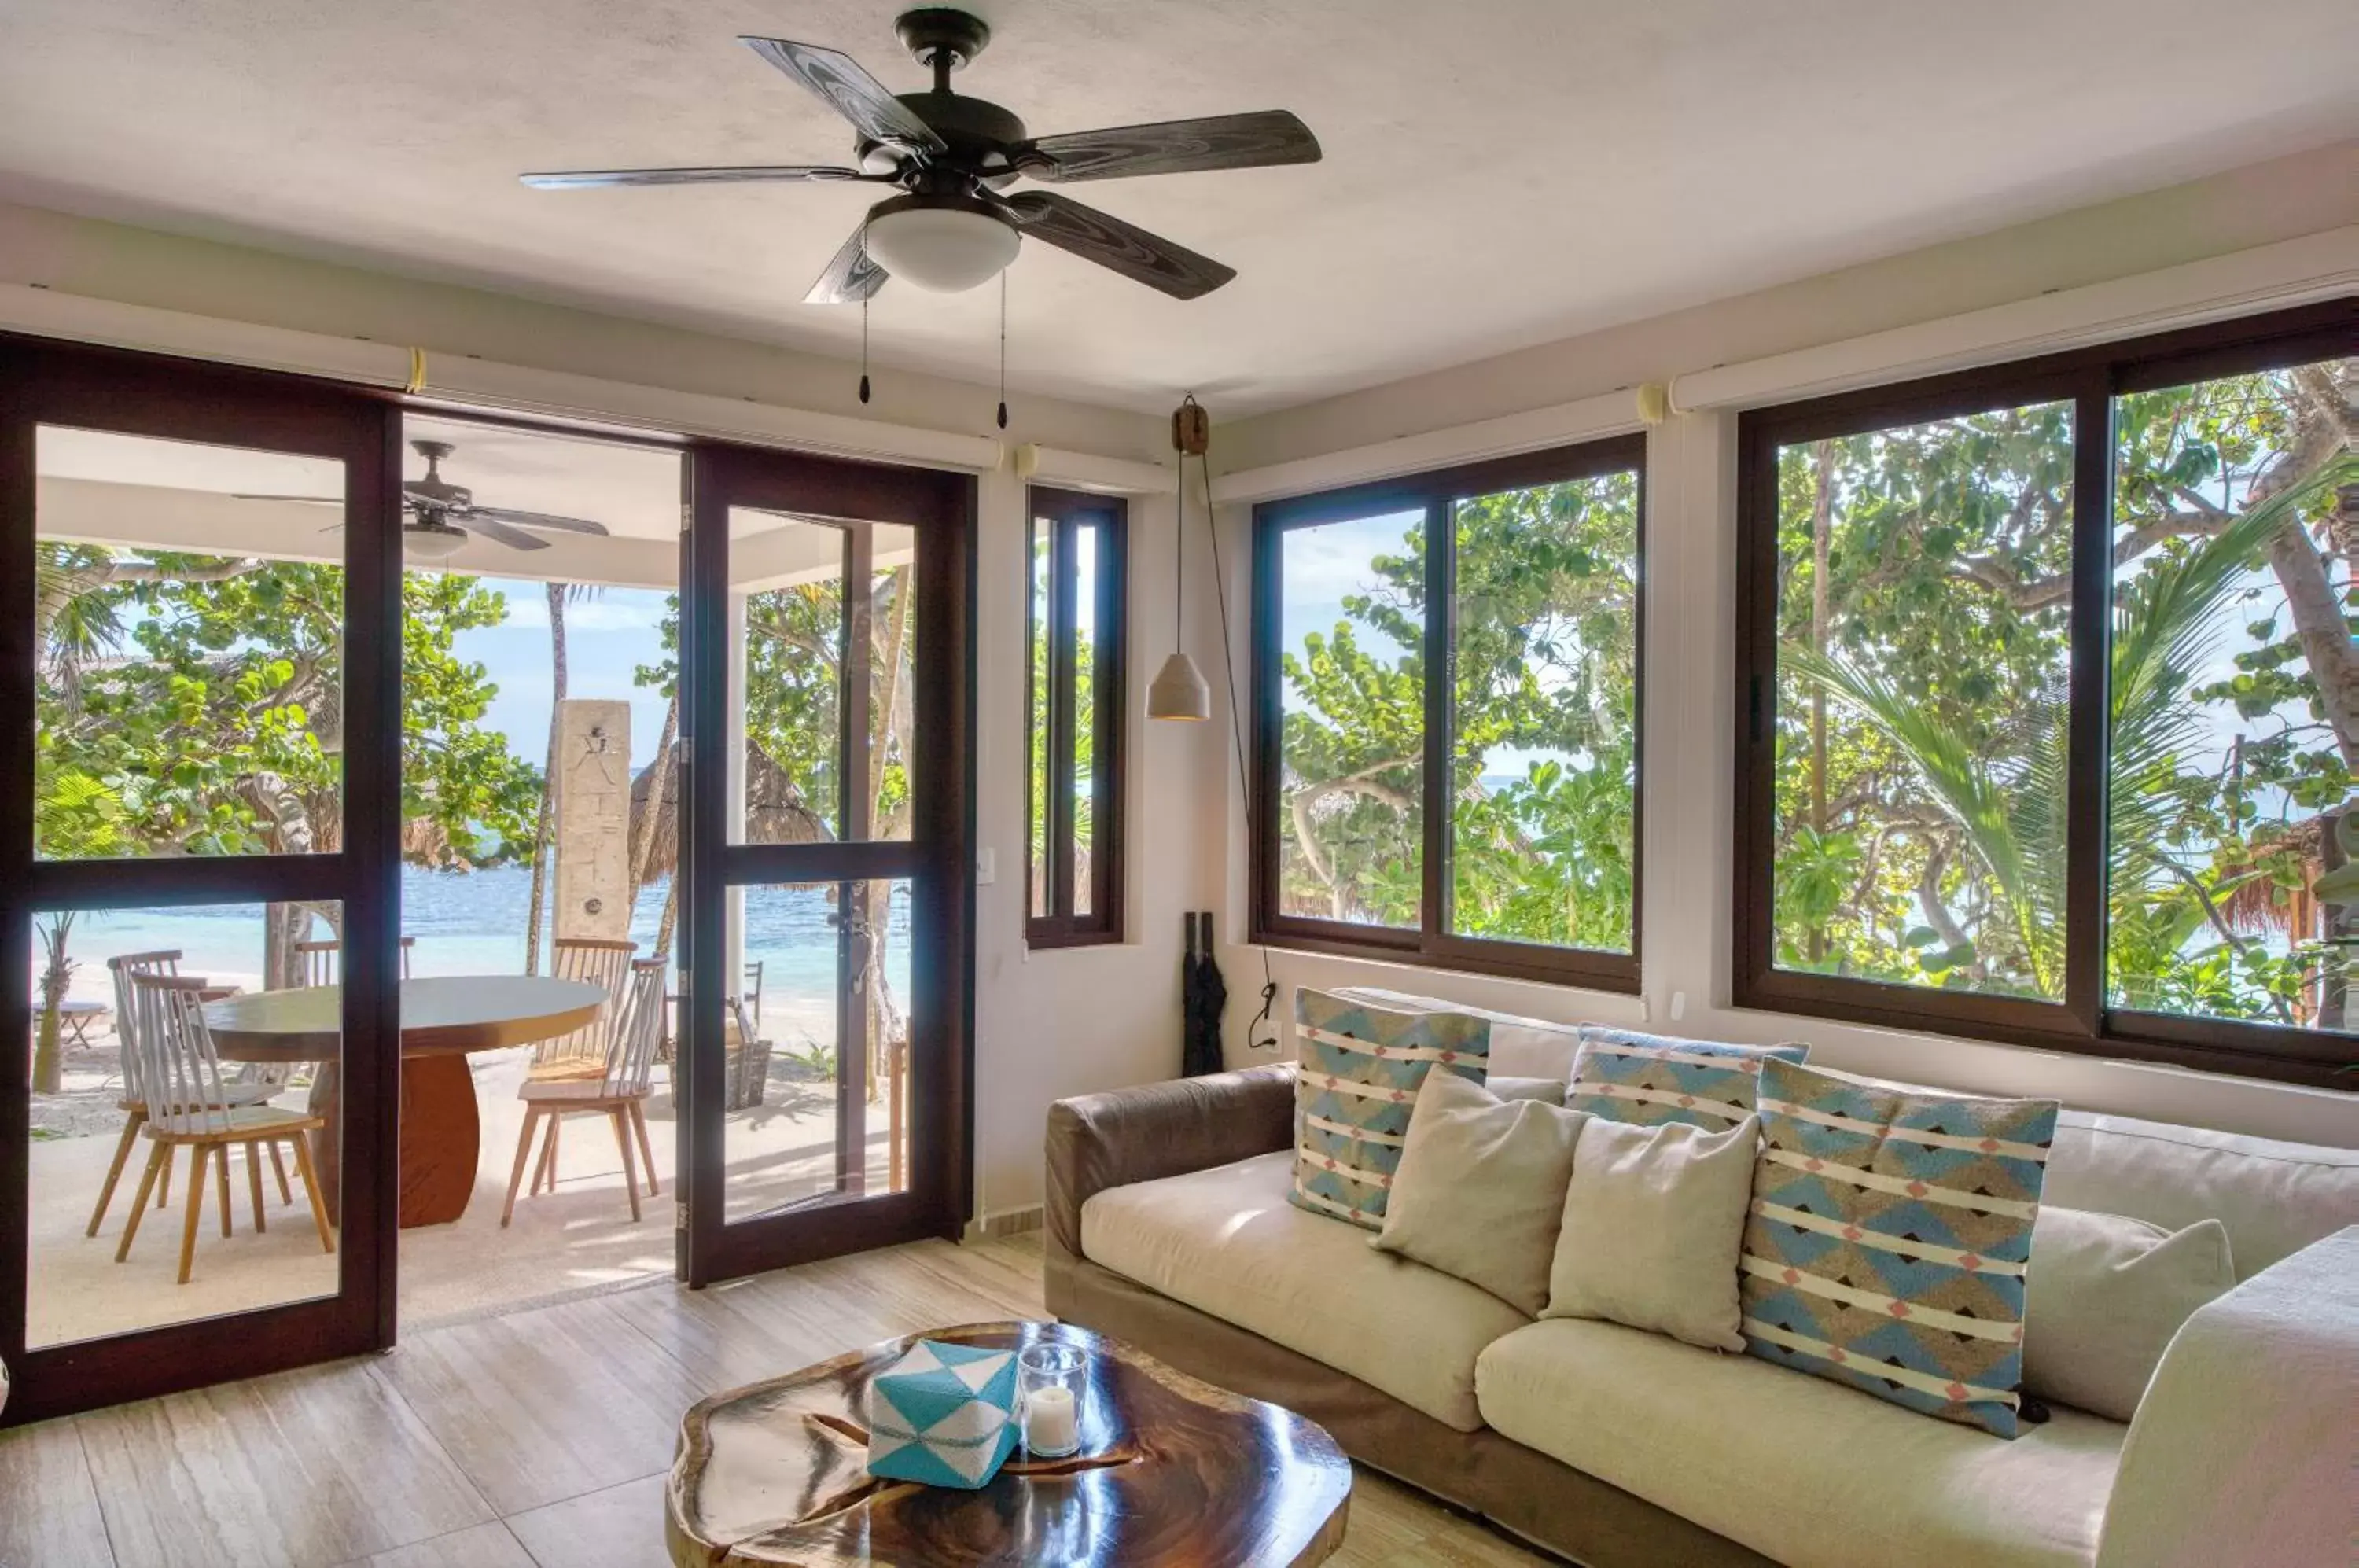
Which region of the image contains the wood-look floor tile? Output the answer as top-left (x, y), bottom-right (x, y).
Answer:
top-left (376, 1294), bottom-right (704, 1516)
top-left (502, 1473), bottom-right (668, 1568)
top-left (0, 1414), bottom-right (115, 1568)
top-left (335, 1520), bottom-right (537, 1568)
top-left (76, 1358), bottom-right (492, 1568)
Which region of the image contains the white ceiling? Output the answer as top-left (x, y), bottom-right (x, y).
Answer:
top-left (2, 0), bottom-right (2352, 417)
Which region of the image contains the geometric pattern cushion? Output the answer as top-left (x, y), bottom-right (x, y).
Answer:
top-left (1292, 988), bottom-right (1489, 1231)
top-left (864, 1340), bottom-right (1021, 1489)
top-left (1567, 1026), bottom-right (1808, 1132)
top-left (1739, 1058), bottom-right (2059, 1438)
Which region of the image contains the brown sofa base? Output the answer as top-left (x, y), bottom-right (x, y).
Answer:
top-left (1047, 1242), bottom-right (1772, 1568)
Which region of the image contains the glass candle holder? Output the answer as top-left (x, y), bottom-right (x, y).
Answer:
top-left (1018, 1343), bottom-right (1085, 1458)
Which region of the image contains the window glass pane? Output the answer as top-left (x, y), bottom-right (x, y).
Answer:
top-left (1071, 521), bottom-right (1099, 918)
top-left (1275, 510), bottom-right (1426, 927)
top-left (28, 901), bottom-right (342, 1347)
top-left (721, 878), bottom-right (913, 1224)
top-left (1770, 401), bottom-right (2075, 999)
top-left (35, 426), bottom-right (345, 859)
top-left (1028, 519), bottom-right (1052, 920)
top-left (734, 513), bottom-right (843, 846)
top-left (1447, 472), bottom-right (1639, 952)
top-left (2107, 354), bottom-right (2357, 1034)
top-left (867, 524), bottom-right (918, 844)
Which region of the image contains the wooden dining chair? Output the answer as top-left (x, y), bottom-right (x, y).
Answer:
top-left (502, 959), bottom-right (665, 1226)
top-left (291, 936), bottom-right (414, 985)
top-left (528, 936), bottom-right (637, 1081)
top-left (86, 950), bottom-right (286, 1239)
top-left (112, 974), bottom-right (333, 1283)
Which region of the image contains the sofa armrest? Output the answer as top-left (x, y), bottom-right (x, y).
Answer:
top-left (2095, 1224), bottom-right (2359, 1568)
top-left (1044, 1066), bottom-right (1295, 1257)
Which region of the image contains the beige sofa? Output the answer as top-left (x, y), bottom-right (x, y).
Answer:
top-left (1044, 1051), bottom-right (2359, 1568)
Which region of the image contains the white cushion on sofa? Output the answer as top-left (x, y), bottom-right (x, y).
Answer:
top-left (1475, 1317), bottom-right (2123, 1568)
top-left (2045, 1111), bottom-right (2359, 1275)
top-left (1079, 1148), bottom-right (1528, 1431)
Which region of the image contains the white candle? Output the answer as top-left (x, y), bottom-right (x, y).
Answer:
top-left (1024, 1385), bottom-right (1080, 1454)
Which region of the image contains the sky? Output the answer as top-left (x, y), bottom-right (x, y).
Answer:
top-left (455, 580), bottom-right (675, 770)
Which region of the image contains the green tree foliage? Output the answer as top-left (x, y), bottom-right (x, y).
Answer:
top-left (1776, 358), bottom-right (2356, 1031)
top-left (1275, 473), bottom-right (1640, 951)
top-left (34, 554), bottom-right (541, 864)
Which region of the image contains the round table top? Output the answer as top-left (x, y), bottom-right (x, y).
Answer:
top-left (203, 974), bottom-right (607, 1062)
top-left (665, 1320), bottom-right (1352, 1568)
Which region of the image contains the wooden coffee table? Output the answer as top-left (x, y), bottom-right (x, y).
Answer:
top-left (666, 1320), bottom-right (1352, 1567)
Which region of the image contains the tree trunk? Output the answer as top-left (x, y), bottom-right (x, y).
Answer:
top-left (523, 583), bottom-right (571, 975)
top-left (30, 914), bottom-right (75, 1096)
top-left (862, 568), bottom-right (914, 1105)
top-left (1807, 440), bottom-right (1835, 963)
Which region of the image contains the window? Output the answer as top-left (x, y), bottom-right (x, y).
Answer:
top-left (1253, 437), bottom-right (1645, 988)
top-left (1735, 299), bottom-right (2354, 1085)
top-left (1026, 487), bottom-right (1126, 946)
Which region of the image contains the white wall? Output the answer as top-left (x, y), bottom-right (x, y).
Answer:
top-left (0, 197), bottom-right (1231, 1222)
top-left (1207, 146), bottom-right (2359, 1149)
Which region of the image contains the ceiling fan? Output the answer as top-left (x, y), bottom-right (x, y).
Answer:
top-left (519, 7), bottom-right (1320, 303)
top-left (238, 439), bottom-right (612, 560)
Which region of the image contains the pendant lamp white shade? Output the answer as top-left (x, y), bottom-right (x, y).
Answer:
top-left (1147, 652), bottom-right (1212, 721)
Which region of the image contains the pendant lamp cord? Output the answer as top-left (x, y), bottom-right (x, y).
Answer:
top-left (1196, 425), bottom-right (1280, 1054)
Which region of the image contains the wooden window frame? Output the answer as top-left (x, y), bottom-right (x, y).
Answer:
top-left (1025, 486), bottom-right (1127, 948)
top-left (1732, 296), bottom-right (2357, 1088)
top-left (1250, 436), bottom-right (1647, 991)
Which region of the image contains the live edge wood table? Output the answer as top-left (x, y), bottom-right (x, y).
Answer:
top-left (204, 975), bottom-right (606, 1229)
top-left (667, 1320), bottom-right (1352, 1568)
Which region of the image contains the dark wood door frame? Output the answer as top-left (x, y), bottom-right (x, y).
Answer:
top-left (677, 441), bottom-right (974, 1288)
top-left (0, 334), bottom-right (404, 1426)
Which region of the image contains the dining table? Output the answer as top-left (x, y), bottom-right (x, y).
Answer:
top-left (204, 974), bottom-right (607, 1229)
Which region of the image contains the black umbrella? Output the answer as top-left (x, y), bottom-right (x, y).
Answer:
top-left (1181, 911), bottom-right (1228, 1077)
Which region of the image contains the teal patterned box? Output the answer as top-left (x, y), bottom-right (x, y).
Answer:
top-left (864, 1340), bottom-right (1020, 1489)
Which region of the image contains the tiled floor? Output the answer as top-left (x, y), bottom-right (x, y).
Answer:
top-left (0, 1232), bottom-right (1555, 1567)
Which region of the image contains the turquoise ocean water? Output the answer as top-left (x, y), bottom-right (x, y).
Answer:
top-left (40, 866), bottom-right (911, 1018)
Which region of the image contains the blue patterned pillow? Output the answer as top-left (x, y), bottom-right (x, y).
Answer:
top-left (1740, 1058), bottom-right (2059, 1437)
top-left (1567, 1027), bottom-right (1807, 1131)
top-left (1291, 988), bottom-right (1489, 1231)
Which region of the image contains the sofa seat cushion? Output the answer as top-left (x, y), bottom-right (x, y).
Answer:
top-left (1080, 1149), bottom-right (1529, 1431)
top-left (1476, 1318), bottom-right (2122, 1568)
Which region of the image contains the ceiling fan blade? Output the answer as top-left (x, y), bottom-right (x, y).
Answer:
top-left (233, 492), bottom-right (340, 504)
top-left (739, 37), bottom-right (946, 157)
top-left (994, 191), bottom-right (1236, 300)
top-left (1020, 110), bottom-right (1321, 183)
top-left (521, 165), bottom-right (870, 190)
top-left (804, 224), bottom-right (889, 305)
top-left (460, 517), bottom-right (551, 553)
top-left (466, 506), bottom-right (610, 536)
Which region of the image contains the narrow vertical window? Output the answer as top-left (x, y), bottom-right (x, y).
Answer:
top-left (1027, 487), bottom-right (1127, 946)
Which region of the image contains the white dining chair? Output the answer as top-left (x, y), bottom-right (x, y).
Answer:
top-left (86, 950), bottom-right (285, 1238)
top-left (502, 959), bottom-right (666, 1226)
top-left (112, 974), bottom-right (333, 1283)
top-left (528, 937), bottom-right (636, 1080)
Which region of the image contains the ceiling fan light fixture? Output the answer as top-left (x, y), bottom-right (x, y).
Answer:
top-left (861, 201), bottom-right (1019, 293)
top-left (403, 522), bottom-right (469, 561)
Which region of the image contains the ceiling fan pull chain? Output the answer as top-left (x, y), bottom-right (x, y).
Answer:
top-left (995, 271), bottom-right (1009, 431)
top-left (859, 288), bottom-right (873, 405)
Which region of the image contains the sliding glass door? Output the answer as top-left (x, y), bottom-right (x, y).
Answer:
top-left (677, 441), bottom-right (971, 1285)
top-left (0, 338), bottom-right (403, 1421)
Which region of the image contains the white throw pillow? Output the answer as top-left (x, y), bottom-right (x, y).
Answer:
top-left (2022, 1206), bottom-right (2235, 1423)
top-left (1544, 1114), bottom-right (1760, 1353)
top-left (1372, 1068), bottom-right (1588, 1315)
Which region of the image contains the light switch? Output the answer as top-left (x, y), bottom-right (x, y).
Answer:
top-left (976, 847), bottom-right (996, 885)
